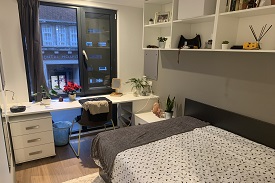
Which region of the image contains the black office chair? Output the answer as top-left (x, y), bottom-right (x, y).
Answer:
top-left (69, 97), bottom-right (115, 157)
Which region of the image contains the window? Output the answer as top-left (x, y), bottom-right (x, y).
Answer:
top-left (69, 26), bottom-right (77, 47)
top-left (56, 25), bottom-right (67, 46)
top-left (33, 3), bottom-right (117, 98)
top-left (41, 24), bottom-right (53, 46)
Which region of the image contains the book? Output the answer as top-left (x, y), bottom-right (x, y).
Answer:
top-left (231, 0), bottom-right (236, 11)
top-left (228, 0), bottom-right (232, 12)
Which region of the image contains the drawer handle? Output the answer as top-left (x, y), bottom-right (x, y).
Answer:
top-left (26, 125), bottom-right (39, 130)
top-left (27, 138), bottom-right (41, 143)
top-left (29, 150), bottom-right (42, 156)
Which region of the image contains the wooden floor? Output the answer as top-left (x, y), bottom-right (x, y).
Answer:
top-left (15, 135), bottom-right (99, 183)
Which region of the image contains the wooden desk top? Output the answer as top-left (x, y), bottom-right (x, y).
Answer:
top-left (4, 94), bottom-right (159, 117)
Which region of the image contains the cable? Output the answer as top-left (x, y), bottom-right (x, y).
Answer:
top-left (129, 94), bottom-right (153, 126)
top-left (5, 90), bottom-right (15, 100)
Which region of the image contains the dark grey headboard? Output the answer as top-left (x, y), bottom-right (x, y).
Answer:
top-left (184, 98), bottom-right (275, 149)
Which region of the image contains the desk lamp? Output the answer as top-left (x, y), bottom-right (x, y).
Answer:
top-left (110, 78), bottom-right (123, 97)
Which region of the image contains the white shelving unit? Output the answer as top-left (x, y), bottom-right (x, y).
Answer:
top-left (118, 102), bottom-right (133, 127)
top-left (143, 0), bottom-right (275, 52)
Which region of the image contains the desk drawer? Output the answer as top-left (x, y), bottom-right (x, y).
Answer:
top-left (12, 131), bottom-right (54, 150)
top-left (14, 143), bottom-right (55, 164)
top-left (10, 117), bottom-right (52, 136)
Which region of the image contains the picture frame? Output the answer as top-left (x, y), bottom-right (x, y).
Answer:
top-left (154, 11), bottom-right (170, 24)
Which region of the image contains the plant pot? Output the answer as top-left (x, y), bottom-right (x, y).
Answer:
top-left (271, 0), bottom-right (275, 5)
top-left (133, 88), bottom-right (141, 97)
top-left (158, 41), bottom-right (166, 49)
top-left (165, 111), bottom-right (173, 119)
top-left (222, 44), bottom-right (228, 50)
top-left (149, 20), bottom-right (154, 25)
top-left (41, 98), bottom-right (51, 105)
top-left (68, 93), bottom-right (76, 101)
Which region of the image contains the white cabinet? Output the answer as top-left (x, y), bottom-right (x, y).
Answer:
top-left (143, 0), bottom-right (275, 52)
top-left (134, 111), bottom-right (165, 125)
top-left (9, 113), bottom-right (55, 164)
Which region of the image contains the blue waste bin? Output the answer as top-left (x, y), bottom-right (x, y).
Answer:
top-left (53, 121), bottom-right (72, 146)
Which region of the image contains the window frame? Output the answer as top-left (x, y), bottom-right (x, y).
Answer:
top-left (24, 2), bottom-right (117, 101)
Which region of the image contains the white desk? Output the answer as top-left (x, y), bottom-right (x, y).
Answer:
top-left (5, 93), bottom-right (158, 164)
top-left (5, 94), bottom-right (158, 117)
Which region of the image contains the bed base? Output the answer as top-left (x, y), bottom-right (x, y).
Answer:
top-left (184, 98), bottom-right (275, 149)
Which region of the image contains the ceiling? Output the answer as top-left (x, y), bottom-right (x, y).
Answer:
top-left (80, 0), bottom-right (144, 8)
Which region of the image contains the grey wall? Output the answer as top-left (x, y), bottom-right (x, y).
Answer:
top-left (153, 51), bottom-right (275, 125)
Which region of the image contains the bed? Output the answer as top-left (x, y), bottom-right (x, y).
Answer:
top-left (91, 99), bottom-right (275, 183)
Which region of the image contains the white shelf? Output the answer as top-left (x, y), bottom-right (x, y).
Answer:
top-left (143, 0), bottom-right (275, 52)
top-left (121, 114), bottom-right (131, 122)
top-left (213, 49), bottom-right (275, 53)
top-left (145, 0), bottom-right (173, 5)
top-left (173, 14), bottom-right (215, 24)
top-left (220, 5), bottom-right (275, 18)
top-left (144, 22), bottom-right (171, 28)
top-left (143, 48), bottom-right (275, 53)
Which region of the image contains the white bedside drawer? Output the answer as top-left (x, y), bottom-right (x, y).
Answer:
top-left (10, 117), bottom-right (52, 136)
top-left (14, 143), bottom-right (55, 164)
top-left (12, 131), bottom-right (54, 150)
top-left (135, 112), bottom-right (165, 125)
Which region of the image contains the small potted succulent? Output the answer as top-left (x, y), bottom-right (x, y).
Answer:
top-left (33, 85), bottom-right (58, 105)
top-left (222, 40), bottom-right (229, 49)
top-left (149, 18), bottom-right (154, 25)
top-left (157, 37), bottom-right (168, 49)
top-left (165, 95), bottom-right (175, 119)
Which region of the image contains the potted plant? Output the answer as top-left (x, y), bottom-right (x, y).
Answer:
top-left (222, 40), bottom-right (229, 49)
top-left (157, 37), bottom-right (168, 49)
top-left (165, 95), bottom-right (175, 119)
top-left (63, 81), bottom-right (81, 101)
top-left (241, 0), bottom-right (249, 9)
top-left (149, 18), bottom-right (154, 25)
top-left (126, 77), bottom-right (148, 97)
top-left (33, 85), bottom-right (58, 105)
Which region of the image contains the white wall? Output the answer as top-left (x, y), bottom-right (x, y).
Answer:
top-left (154, 51), bottom-right (275, 125)
top-left (0, 0), bottom-right (28, 103)
top-left (0, 0), bottom-right (144, 102)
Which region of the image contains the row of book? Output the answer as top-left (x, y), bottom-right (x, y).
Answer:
top-left (226, 0), bottom-right (263, 12)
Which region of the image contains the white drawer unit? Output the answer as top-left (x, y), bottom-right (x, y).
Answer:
top-left (10, 116), bottom-right (52, 136)
top-left (9, 112), bottom-right (55, 164)
top-left (14, 143), bottom-right (56, 164)
top-left (12, 131), bottom-right (54, 150)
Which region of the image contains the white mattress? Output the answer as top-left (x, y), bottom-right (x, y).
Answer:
top-left (111, 126), bottom-right (275, 183)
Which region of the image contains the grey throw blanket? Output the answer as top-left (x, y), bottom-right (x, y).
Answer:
top-left (91, 116), bottom-right (209, 177)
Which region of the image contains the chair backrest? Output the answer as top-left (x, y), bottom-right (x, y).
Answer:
top-left (78, 98), bottom-right (112, 127)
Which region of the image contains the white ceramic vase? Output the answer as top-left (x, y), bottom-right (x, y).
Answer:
top-left (41, 98), bottom-right (51, 105)
top-left (165, 112), bottom-right (173, 119)
top-left (68, 93), bottom-right (76, 101)
top-left (158, 41), bottom-right (166, 49)
top-left (222, 44), bottom-right (228, 50)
